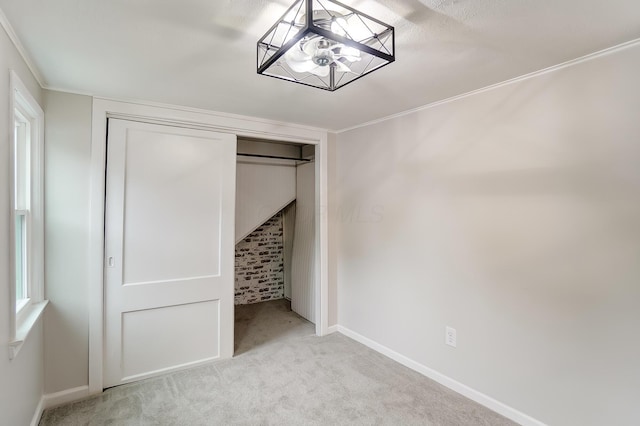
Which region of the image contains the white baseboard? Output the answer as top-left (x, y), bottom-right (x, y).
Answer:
top-left (30, 395), bottom-right (45, 426)
top-left (337, 325), bottom-right (546, 426)
top-left (43, 385), bottom-right (91, 409)
top-left (326, 324), bottom-right (338, 334)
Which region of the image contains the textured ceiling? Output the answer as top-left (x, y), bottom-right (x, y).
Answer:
top-left (1, 0), bottom-right (639, 130)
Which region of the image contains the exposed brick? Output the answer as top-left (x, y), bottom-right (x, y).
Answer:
top-left (235, 211), bottom-right (285, 305)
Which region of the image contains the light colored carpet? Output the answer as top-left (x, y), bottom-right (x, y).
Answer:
top-left (40, 299), bottom-right (517, 425)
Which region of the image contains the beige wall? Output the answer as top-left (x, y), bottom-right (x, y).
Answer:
top-left (0, 25), bottom-right (45, 425)
top-left (335, 43), bottom-right (640, 425)
top-left (43, 90), bottom-right (93, 393)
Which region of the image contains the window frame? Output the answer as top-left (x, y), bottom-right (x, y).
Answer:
top-left (8, 70), bottom-right (47, 360)
top-left (14, 107), bottom-right (31, 315)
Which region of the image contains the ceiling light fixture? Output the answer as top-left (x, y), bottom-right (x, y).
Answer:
top-left (257, 0), bottom-right (395, 91)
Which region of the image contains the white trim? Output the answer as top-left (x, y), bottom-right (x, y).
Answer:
top-left (8, 70), bottom-right (47, 360)
top-left (29, 395), bottom-right (45, 426)
top-left (0, 7), bottom-right (45, 87)
top-left (335, 37), bottom-right (640, 133)
top-left (43, 385), bottom-right (90, 409)
top-left (326, 324), bottom-right (338, 334)
top-left (89, 98), bottom-right (330, 394)
top-left (36, 84), bottom-right (95, 98)
top-left (337, 325), bottom-right (546, 426)
top-left (316, 132), bottom-right (329, 336)
top-left (9, 301), bottom-right (48, 359)
top-left (97, 96), bottom-right (327, 138)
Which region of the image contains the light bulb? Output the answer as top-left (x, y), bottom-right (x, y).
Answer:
top-left (341, 16), bottom-right (371, 43)
top-left (312, 39), bottom-right (333, 66)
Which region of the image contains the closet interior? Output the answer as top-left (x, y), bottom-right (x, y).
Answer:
top-left (234, 137), bottom-right (316, 348)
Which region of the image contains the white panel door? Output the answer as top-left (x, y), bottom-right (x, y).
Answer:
top-left (104, 119), bottom-right (236, 388)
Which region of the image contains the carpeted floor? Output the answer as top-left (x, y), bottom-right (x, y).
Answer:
top-left (40, 299), bottom-right (517, 425)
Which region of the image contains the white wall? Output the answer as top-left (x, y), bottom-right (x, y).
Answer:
top-left (235, 161), bottom-right (296, 243)
top-left (43, 90), bottom-right (92, 394)
top-left (0, 24), bottom-right (46, 425)
top-left (335, 43), bottom-right (640, 426)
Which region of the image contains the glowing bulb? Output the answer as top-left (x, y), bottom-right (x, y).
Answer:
top-left (341, 17), bottom-right (371, 43)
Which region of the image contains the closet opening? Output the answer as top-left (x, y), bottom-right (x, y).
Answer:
top-left (233, 138), bottom-right (317, 354)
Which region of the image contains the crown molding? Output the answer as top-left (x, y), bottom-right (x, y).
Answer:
top-left (335, 37), bottom-right (640, 133)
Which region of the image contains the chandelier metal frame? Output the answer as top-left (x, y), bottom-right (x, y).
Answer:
top-left (257, 0), bottom-right (395, 91)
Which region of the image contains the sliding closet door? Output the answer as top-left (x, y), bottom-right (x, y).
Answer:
top-left (291, 161), bottom-right (316, 322)
top-left (104, 119), bottom-right (236, 388)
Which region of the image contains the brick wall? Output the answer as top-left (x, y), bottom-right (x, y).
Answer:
top-left (234, 212), bottom-right (284, 305)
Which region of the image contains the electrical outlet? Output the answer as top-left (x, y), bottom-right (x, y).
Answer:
top-left (445, 326), bottom-right (457, 348)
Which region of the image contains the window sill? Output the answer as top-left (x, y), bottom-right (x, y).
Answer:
top-left (9, 300), bottom-right (48, 360)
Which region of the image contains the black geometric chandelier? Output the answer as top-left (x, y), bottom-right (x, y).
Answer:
top-left (257, 0), bottom-right (395, 91)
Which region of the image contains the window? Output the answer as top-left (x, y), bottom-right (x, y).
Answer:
top-left (8, 71), bottom-right (47, 360)
top-left (14, 110), bottom-right (30, 312)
